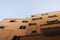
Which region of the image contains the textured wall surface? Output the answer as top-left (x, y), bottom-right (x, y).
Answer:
top-left (0, 11), bottom-right (60, 40)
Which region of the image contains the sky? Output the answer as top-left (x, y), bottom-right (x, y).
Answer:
top-left (0, 0), bottom-right (60, 21)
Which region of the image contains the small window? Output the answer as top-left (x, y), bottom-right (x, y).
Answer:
top-left (32, 17), bottom-right (43, 20)
top-left (12, 36), bottom-right (20, 40)
top-left (31, 15), bottom-right (34, 17)
top-left (32, 30), bottom-right (37, 33)
top-left (39, 17), bottom-right (43, 19)
top-left (0, 26), bottom-right (4, 29)
top-left (48, 15), bottom-right (57, 18)
top-left (40, 19), bottom-right (60, 26)
top-left (32, 18), bottom-right (37, 20)
top-left (19, 26), bottom-right (26, 29)
top-left (47, 19), bottom-right (60, 24)
top-left (10, 20), bottom-right (15, 22)
top-left (22, 20), bottom-right (28, 23)
top-left (41, 13), bottom-right (48, 16)
top-left (29, 23), bottom-right (37, 26)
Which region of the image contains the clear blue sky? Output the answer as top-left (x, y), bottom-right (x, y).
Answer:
top-left (0, 0), bottom-right (60, 21)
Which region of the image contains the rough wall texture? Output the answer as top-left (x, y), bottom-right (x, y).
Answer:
top-left (0, 11), bottom-right (60, 40)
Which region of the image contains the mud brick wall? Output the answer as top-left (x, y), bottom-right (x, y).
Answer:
top-left (0, 11), bottom-right (60, 40)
